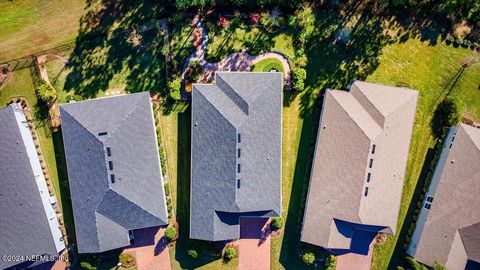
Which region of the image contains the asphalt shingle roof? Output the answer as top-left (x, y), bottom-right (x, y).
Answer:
top-left (190, 72), bottom-right (282, 241)
top-left (412, 124), bottom-right (480, 268)
top-left (0, 106), bottom-right (58, 269)
top-left (301, 81), bottom-right (418, 249)
top-left (60, 92), bottom-right (168, 253)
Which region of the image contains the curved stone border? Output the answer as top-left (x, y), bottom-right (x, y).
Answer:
top-left (182, 20), bottom-right (291, 93)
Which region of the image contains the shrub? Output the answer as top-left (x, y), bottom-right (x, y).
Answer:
top-left (119, 253), bottom-right (135, 268)
top-left (188, 249), bottom-right (198, 258)
top-left (80, 261), bottom-right (96, 270)
top-left (164, 184), bottom-right (170, 196)
top-left (167, 204), bottom-right (173, 212)
top-left (292, 68), bottom-right (307, 91)
top-left (270, 217), bottom-right (284, 231)
top-left (463, 39), bottom-right (472, 48)
top-left (472, 42), bottom-right (479, 49)
top-left (302, 251), bottom-right (315, 265)
top-left (454, 38), bottom-right (463, 46)
top-left (168, 76), bottom-right (182, 101)
top-left (445, 34), bottom-right (454, 44)
top-left (294, 54), bottom-right (308, 68)
top-left (36, 80), bottom-right (57, 102)
top-left (224, 246), bottom-right (237, 261)
top-left (325, 254), bottom-right (336, 270)
top-left (165, 227), bottom-right (177, 241)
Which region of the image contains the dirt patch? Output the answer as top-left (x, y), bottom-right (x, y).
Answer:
top-left (462, 112), bottom-right (479, 125)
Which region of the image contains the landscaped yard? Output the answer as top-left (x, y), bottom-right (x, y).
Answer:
top-left (1, 1), bottom-right (479, 270)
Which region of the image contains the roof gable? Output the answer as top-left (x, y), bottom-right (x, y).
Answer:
top-left (60, 92), bottom-right (168, 253)
top-left (190, 72), bottom-right (282, 241)
top-left (301, 81), bottom-right (418, 248)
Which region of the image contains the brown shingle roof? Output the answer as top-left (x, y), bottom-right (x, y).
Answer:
top-left (301, 81), bottom-right (418, 248)
top-left (412, 124), bottom-right (480, 268)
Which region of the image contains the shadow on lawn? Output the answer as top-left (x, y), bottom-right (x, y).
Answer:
top-left (173, 107), bottom-right (226, 269)
top-left (64, 0), bottom-right (167, 99)
top-left (279, 3), bottom-right (394, 269)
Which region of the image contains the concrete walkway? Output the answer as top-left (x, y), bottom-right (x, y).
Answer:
top-left (182, 19), bottom-right (291, 91)
top-left (238, 218), bottom-right (271, 270)
top-left (335, 230), bottom-right (376, 270)
top-left (123, 226), bottom-right (171, 270)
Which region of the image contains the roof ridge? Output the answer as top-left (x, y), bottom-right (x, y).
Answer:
top-left (108, 94), bottom-right (146, 138)
top-left (61, 108), bottom-right (105, 147)
top-left (460, 124), bottom-right (480, 152)
top-left (100, 189), bottom-right (165, 225)
top-left (215, 74), bottom-right (249, 115)
top-left (329, 90), bottom-right (381, 141)
top-left (195, 87), bottom-right (240, 130)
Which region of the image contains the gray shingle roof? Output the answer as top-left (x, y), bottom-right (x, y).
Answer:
top-left (301, 81), bottom-right (418, 249)
top-left (411, 124), bottom-right (480, 268)
top-left (0, 106), bottom-right (58, 269)
top-left (60, 92), bottom-right (168, 253)
top-left (190, 72), bottom-right (282, 241)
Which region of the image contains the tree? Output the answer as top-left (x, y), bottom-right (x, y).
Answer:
top-left (302, 251), bottom-right (315, 265)
top-left (270, 217), bottom-right (284, 231)
top-left (165, 227), bottom-right (177, 241)
top-left (36, 80), bottom-right (57, 102)
top-left (224, 246), bottom-right (237, 261)
top-left (168, 77), bottom-right (182, 101)
top-left (438, 97), bottom-right (461, 127)
top-left (188, 249), bottom-right (198, 259)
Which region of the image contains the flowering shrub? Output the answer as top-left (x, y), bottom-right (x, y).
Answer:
top-left (218, 17), bottom-right (229, 27)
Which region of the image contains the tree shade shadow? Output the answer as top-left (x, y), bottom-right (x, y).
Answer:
top-left (278, 3), bottom-right (395, 269)
top-left (172, 107), bottom-right (224, 269)
top-left (64, 0), bottom-right (167, 99)
top-left (51, 131), bottom-right (77, 248)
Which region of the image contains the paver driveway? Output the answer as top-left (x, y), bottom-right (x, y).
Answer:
top-left (335, 230), bottom-right (376, 270)
top-left (239, 218), bottom-right (271, 270)
top-left (123, 226), bottom-right (171, 270)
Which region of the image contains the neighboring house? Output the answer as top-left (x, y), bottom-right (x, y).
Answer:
top-left (60, 92), bottom-right (168, 253)
top-left (190, 72), bottom-right (282, 241)
top-left (407, 124), bottom-right (480, 270)
top-left (301, 81), bottom-right (418, 254)
top-left (0, 104), bottom-right (65, 269)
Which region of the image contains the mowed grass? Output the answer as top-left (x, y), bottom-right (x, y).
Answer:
top-left (204, 25), bottom-right (295, 63)
top-left (0, 0), bottom-right (86, 62)
top-left (251, 57), bottom-right (285, 72)
top-left (368, 38), bottom-right (480, 269)
top-left (160, 107), bottom-right (239, 270)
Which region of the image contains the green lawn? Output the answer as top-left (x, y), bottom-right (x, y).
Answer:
top-left (160, 106), bottom-right (239, 270)
top-left (368, 38), bottom-right (480, 270)
top-left (204, 24), bottom-right (295, 63)
top-left (0, 0), bottom-right (86, 62)
top-left (251, 58), bottom-right (285, 72)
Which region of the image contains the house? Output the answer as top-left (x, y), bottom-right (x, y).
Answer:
top-left (301, 81), bottom-right (418, 256)
top-left (60, 92), bottom-right (168, 253)
top-left (0, 104), bottom-right (65, 269)
top-left (190, 72), bottom-right (282, 241)
top-left (407, 124), bottom-right (480, 270)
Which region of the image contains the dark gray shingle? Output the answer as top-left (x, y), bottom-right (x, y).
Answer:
top-left (0, 106), bottom-right (58, 269)
top-left (60, 92), bottom-right (168, 253)
top-left (190, 72), bottom-right (282, 241)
